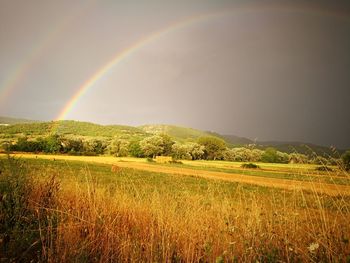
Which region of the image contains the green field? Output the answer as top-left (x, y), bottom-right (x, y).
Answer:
top-left (1, 154), bottom-right (349, 262)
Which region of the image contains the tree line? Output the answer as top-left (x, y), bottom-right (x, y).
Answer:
top-left (2, 133), bottom-right (349, 167)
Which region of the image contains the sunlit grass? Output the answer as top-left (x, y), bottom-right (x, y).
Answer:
top-left (0, 155), bottom-right (349, 261)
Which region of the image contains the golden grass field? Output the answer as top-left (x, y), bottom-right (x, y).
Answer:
top-left (0, 153), bottom-right (350, 262)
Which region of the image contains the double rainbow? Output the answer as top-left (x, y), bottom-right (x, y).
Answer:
top-left (55, 4), bottom-right (349, 121)
top-left (0, 3), bottom-right (348, 120)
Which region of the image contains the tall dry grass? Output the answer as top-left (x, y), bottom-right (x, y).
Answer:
top-left (0, 156), bottom-right (349, 262)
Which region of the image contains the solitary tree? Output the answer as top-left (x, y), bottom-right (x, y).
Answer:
top-left (128, 139), bottom-right (144, 157)
top-left (159, 134), bottom-right (175, 156)
top-left (198, 136), bottom-right (226, 160)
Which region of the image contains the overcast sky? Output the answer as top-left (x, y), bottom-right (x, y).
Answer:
top-left (0, 0), bottom-right (349, 148)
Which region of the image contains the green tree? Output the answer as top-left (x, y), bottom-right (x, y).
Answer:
top-left (186, 142), bottom-right (205, 160)
top-left (140, 135), bottom-right (164, 158)
top-left (61, 138), bottom-right (84, 154)
top-left (198, 136), bottom-right (226, 160)
top-left (171, 143), bottom-right (191, 160)
top-left (84, 139), bottom-right (107, 155)
top-left (261, 147), bottom-right (290, 163)
top-left (159, 134), bottom-right (175, 156)
top-left (261, 147), bottom-right (279, 163)
top-left (140, 134), bottom-right (175, 158)
top-left (44, 135), bottom-right (62, 153)
top-left (108, 138), bottom-right (130, 157)
top-left (128, 140), bottom-right (144, 157)
top-left (10, 137), bottom-right (42, 152)
top-left (277, 151), bottom-right (289, 164)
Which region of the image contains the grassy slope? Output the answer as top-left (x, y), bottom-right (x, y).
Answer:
top-left (139, 124), bottom-right (212, 142)
top-left (139, 124), bottom-right (242, 148)
top-left (0, 120), bottom-right (147, 139)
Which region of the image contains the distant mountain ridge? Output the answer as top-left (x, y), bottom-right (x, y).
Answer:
top-left (221, 134), bottom-right (254, 145)
top-left (0, 116), bottom-right (39, 125)
top-left (0, 116), bottom-right (344, 155)
top-left (139, 124), bottom-right (213, 142)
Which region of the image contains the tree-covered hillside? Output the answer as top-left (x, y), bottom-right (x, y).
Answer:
top-left (0, 118), bottom-right (342, 157)
top-left (0, 120), bottom-right (146, 138)
top-left (139, 124), bottom-right (213, 142)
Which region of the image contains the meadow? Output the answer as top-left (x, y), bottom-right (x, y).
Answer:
top-left (0, 153), bottom-right (350, 262)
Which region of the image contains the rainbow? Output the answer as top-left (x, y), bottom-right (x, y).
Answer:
top-left (0, 1), bottom-right (96, 110)
top-left (56, 4), bottom-right (350, 121)
top-left (55, 12), bottom-right (222, 121)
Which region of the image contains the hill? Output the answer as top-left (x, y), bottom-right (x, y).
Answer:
top-left (221, 134), bottom-right (254, 145)
top-left (256, 141), bottom-right (342, 156)
top-left (0, 116), bottom-right (39, 125)
top-left (0, 117), bottom-right (342, 156)
top-left (139, 124), bottom-right (213, 142)
top-left (0, 120), bottom-right (147, 139)
top-left (135, 125), bottom-right (340, 155)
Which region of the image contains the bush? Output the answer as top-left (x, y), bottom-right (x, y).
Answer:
top-left (241, 163), bottom-right (259, 169)
top-left (169, 159), bottom-right (183, 164)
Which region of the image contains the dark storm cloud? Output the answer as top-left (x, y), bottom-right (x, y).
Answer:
top-left (0, 0), bottom-right (349, 148)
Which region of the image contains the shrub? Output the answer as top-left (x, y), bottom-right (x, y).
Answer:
top-left (241, 163), bottom-right (259, 169)
top-left (169, 159), bottom-right (183, 164)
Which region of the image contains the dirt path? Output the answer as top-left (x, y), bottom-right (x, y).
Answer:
top-left (113, 162), bottom-right (350, 197)
top-left (3, 154), bottom-right (350, 196)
